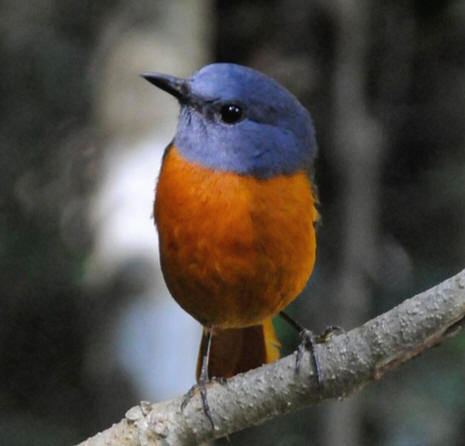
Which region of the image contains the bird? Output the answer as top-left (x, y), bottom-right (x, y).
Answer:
top-left (142, 63), bottom-right (318, 423)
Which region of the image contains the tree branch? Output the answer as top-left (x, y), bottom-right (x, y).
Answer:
top-left (78, 268), bottom-right (465, 446)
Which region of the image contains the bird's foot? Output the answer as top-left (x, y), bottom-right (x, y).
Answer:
top-left (181, 328), bottom-right (216, 430)
top-left (295, 325), bottom-right (345, 385)
top-left (181, 380), bottom-right (215, 430)
top-left (280, 311), bottom-right (345, 387)
top-left (296, 328), bottom-right (322, 386)
top-left (316, 325), bottom-right (345, 343)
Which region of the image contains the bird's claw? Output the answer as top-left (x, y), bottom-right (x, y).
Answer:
top-left (295, 328), bottom-right (322, 386)
top-left (295, 325), bottom-right (345, 386)
top-left (180, 382), bottom-right (215, 430)
top-left (315, 325), bottom-right (345, 343)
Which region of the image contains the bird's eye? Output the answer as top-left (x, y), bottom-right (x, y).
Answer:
top-left (219, 104), bottom-right (243, 124)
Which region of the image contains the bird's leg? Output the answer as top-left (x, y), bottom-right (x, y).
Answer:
top-left (181, 328), bottom-right (215, 429)
top-left (279, 312), bottom-right (345, 388)
top-left (279, 311), bottom-right (322, 385)
top-left (279, 312), bottom-right (346, 386)
top-left (197, 329), bottom-right (214, 428)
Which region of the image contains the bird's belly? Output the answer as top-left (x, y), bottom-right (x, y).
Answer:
top-left (155, 146), bottom-right (317, 328)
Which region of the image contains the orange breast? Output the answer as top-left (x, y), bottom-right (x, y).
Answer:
top-left (154, 145), bottom-right (318, 329)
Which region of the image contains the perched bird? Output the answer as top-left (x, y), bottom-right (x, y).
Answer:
top-left (143, 63), bottom-right (318, 416)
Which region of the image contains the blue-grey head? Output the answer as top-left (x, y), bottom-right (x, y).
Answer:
top-left (142, 63), bottom-right (317, 178)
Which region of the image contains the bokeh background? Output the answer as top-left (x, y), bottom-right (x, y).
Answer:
top-left (2, 1), bottom-right (465, 444)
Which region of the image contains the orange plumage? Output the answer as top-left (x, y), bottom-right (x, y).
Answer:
top-left (154, 145), bottom-right (318, 377)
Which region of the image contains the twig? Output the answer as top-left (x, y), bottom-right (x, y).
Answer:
top-left (77, 268), bottom-right (465, 446)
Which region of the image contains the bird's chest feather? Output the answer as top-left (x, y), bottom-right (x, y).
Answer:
top-left (154, 145), bottom-right (317, 327)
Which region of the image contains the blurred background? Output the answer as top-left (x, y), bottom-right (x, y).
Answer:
top-left (1, 0), bottom-right (465, 444)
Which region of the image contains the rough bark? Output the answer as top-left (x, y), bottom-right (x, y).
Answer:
top-left (78, 268), bottom-right (465, 446)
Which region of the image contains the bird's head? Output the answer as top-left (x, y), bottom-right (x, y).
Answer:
top-left (143, 63), bottom-right (316, 178)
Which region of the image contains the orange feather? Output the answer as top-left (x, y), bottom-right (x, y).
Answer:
top-left (155, 145), bottom-right (318, 330)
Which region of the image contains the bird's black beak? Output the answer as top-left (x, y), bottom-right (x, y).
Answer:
top-left (141, 72), bottom-right (190, 102)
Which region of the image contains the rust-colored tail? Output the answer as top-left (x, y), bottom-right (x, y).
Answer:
top-left (196, 318), bottom-right (280, 380)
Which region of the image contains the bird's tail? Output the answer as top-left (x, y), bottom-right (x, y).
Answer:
top-left (196, 318), bottom-right (280, 380)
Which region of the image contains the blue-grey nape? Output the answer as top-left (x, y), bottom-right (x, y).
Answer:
top-left (174, 63), bottom-right (317, 178)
